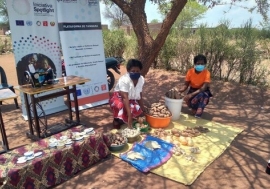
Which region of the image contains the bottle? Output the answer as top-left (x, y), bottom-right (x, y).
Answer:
top-left (266, 160), bottom-right (270, 175)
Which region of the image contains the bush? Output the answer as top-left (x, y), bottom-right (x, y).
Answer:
top-left (102, 29), bottom-right (127, 57)
top-left (155, 19), bottom-right (269, 87)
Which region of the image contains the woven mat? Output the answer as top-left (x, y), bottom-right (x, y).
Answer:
top-left (111, 113), bottom-right (244, 185)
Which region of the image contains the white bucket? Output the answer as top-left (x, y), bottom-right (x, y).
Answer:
top-left (165, 96), bottom-right (183, 121)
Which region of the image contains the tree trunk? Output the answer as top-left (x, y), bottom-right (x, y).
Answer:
top-left (112, 0), bottom-right (187, 76)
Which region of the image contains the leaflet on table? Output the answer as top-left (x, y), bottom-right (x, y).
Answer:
top-left (6, 0), bottom-right (67, 119)
top-left (57, 0), bottom-right (109, 109)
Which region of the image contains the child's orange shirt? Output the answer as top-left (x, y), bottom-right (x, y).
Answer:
top-left (185, 68), bottom-right (211, 89)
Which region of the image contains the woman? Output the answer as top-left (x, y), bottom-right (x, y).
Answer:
top-left (109, 59), bottom-right (145, 128)
top-left (179, 54), bottom-right (212, 118)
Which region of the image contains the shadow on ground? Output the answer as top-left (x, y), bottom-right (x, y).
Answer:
top-left (1, 54), bottom-right (270, 188)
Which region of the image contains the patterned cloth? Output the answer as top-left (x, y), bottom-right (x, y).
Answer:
top-left (0, 126), bottom-right (111, 189)
top-left (109, 92), bottom-right (143, 123)
top-left (186, 87), bottom-right (212, 118)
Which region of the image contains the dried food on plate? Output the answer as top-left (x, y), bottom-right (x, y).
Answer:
top-left (126, 151), bottom-right (145, 160)
top-left (144, 141), bottom-right (161, 150)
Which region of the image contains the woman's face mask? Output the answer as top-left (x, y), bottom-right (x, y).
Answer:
top-left (129, 72), bottom-right (141, 80)
top-left (194, 65), bottom-right (205, 72)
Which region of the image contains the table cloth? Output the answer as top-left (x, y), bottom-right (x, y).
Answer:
top-left (0, 126), bottom-right (111, 189)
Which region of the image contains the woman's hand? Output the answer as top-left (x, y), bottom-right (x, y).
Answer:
top-left (184, 93), bottom-right (193, 103)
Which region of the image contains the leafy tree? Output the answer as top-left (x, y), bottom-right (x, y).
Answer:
top-left (103, 4), bottom-right (131, 29)
top-left (0, 0), bottom-right (8, 28)
top-left (150, 19), bottom-right (160, 23)
top-left (159, 0), bottom-right (207, 29)
top-left (101, 0), bottom-right (269, 76)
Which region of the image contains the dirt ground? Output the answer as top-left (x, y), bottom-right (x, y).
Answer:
top-left (0, 53), bottom-right (270, 189)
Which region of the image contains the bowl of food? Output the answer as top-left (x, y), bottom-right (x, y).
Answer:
top-left (145, 113), bottom-right (172, 128)
top-left (121, 128), bottom-right (140, 143)
top-left (133, 121), bottom-right (150, 133)
top-left (145, 102), bottom-right (172, 128)
top-left (108, 133), bottom-right (127, 152)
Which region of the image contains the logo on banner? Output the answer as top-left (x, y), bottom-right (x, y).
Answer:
top-left (83, 88), bottom-right (91, 95)
top-left (26, 20), bottom-right (32, 26)
top-left (33, 2), bottom-right (55, 16)
top-left (101, 84), bottom-right (107, 91)
top-left (16, 20), bottom-right (24, 26)
top-left (94, 86), bottom-right (99, 92)
top-left (43, 21), bottom-right (48, 26)
top-left (50, 22), bottom-right (55, 26)
top-left (76, 89), bottom-right (82, 96)
top-left (36, 21), bottom-right (41, 26)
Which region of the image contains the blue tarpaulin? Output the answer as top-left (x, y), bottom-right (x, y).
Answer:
top-left (120, 135), bottom-right (174, 172)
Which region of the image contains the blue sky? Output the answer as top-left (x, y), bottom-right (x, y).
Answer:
top-left (100, 0), bottom-right (269, 28)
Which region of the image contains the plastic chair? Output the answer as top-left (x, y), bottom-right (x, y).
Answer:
top-left (0, 66), bottom-right (19, 108)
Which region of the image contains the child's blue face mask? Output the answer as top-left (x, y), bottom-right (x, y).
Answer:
top-left (194, 65), bottom-right (205, 72)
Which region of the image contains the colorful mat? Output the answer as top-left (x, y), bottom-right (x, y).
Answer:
top-left (111, 113), bottom-right (244, 185)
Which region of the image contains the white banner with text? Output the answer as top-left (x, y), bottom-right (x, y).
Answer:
top-left (6, 0), bottom-right (67, 119)
top-left (57, 0), bottom-right (109, 109)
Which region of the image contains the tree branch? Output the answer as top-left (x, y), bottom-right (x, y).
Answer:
top-left (154, 0), bottom-right (187, 48)
top-left (111, 0), bottom-right (132, 15)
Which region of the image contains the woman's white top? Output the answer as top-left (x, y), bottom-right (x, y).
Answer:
top-left (114, 73), bottom-right (145, 100)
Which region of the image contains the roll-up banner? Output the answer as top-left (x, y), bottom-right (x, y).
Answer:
top-left (6, 0), bottom-right (67, 119)
top-left (56, 0), bottom-right (109, 110)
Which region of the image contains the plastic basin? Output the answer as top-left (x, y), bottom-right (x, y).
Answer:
top-left (145, 114), bottom-right (171, 128)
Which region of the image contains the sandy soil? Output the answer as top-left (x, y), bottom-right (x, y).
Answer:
top-left (0, 53), bottom-right (270, 189)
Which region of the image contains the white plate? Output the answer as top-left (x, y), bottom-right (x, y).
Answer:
top-left (74, 136), bottom-right (83, 141)
top-left (18, 156), bottom-right (26, 162)
top-left (84, 128), bottom-right (94, 133)
top-left (34, 152), bottom-right (43, 157)
top-left (60, 136), bottom-right (68, 140)
top-left (17, 159), bottom-right (27, 164)
top-left (24, 151), bottom-right (34, 157)
top-left (49, 142), bottom-right (57, 148)
top-left (49, 138), bottom-right (57, 143)
top-left (26, 156), bottom-right (35, 161)
top-left (65, 140), bottom-right (73, 145)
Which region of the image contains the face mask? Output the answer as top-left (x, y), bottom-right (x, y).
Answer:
top-left (195, 65), bottom-right (205, 72)
top-left (129, 72), bottom-right (141, 80)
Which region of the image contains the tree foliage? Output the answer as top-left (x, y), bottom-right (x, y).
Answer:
top-left (101, 0), bottom-right (269, 76)
top-left (150, 19), bottom-right (160, 23)
top-left (159, 0), bottom-right (207, 29)
top-left (103, 4), bottom-right (131, 29)
top-left (0, 0), bottom-right (8, 27)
